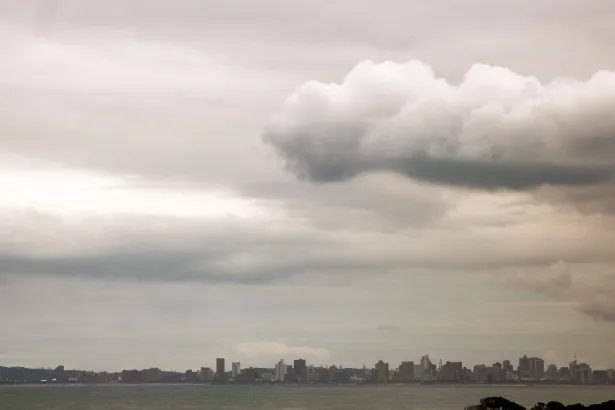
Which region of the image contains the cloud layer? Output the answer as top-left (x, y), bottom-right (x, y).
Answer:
top-left (264, 60), bottom-right (615, 190)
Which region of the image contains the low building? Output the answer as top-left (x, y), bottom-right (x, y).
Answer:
top-left (592, 370), bottom-right (609, 385)
top-left (197, 367), bottom-right (214, 382)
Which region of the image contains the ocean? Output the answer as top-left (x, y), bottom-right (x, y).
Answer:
top-left (1, 384), bottom-right (613, 410)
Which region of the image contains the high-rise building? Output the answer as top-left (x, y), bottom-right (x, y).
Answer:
top-left (547, 364), bottom-right (558, 381)
top-left (274, 359), bottom-right (287, 382)
top-left (502, 360), bottom-right (513, 372)
top-left (327, 365), bottom-right (338, 382)
top-left (55, 365), bottom-right (64, 382)
top-left (577, 363), bottom-right (592, 384)
top-left (420, 355), bottom-right (437, 381)
top-left (518, 356), bottom-right (531, 379)
top-left (231, 362), bottom-right (241, 378)
top-left (216, 358), bottom-right (226, 381)
top-left (569, 360), bottom-right (578, 381)
top-left (375, 360), bottom-right (389, 383)
top-left (306, 365), bottom-right (317, 382)
top-left (473, 365), bottom-right (488, 382)
top-left (294, 359), bottom-right (307, 381)
top-left (421, 355), bottom-right (431, 376)
top-left (529, 357), bottom-right (544, 379)
top-left (439, 361), bottom-right (462, 382)
top-left (398, 361), bottom-right (414, 382)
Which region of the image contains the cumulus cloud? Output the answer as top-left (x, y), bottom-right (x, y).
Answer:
top-left (264, 60), bottom-right (615, 191)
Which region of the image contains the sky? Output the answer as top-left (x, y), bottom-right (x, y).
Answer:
top-left (1, 0), bottom-right (615, 372)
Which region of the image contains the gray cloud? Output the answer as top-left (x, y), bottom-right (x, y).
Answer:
top-left (495, 262), bottom-right (615, 323)
top-left (264, 61), bottom-right (615, 192)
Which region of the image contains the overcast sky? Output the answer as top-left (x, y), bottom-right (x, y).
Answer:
top-left (1, 0), bottom-right (615, 372)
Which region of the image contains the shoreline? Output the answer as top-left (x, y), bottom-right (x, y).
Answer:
top-left (2, 382), bottom-right (614, 388)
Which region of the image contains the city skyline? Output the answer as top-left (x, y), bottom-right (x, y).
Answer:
top-left (2, 0), bottom-right (615, 373)
top-left (2, 352), bottom-right (614, 386)
top-left (2, 352), bottom-right (611, 377)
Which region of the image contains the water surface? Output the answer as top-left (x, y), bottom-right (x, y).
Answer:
top-left (1, 384), bottom-right (613, 410)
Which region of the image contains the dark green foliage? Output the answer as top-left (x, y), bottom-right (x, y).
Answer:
top-left (469, 398), bottom-right (615, 410)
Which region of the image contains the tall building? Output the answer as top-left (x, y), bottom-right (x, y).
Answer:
top-left (502, 360), bottom-right (513, 372)
top-left (420, 355), bottom-right (437, 381)
top-left (421, 355), bottom-right (432, 376)
top-left (232, 362), bottom-right (241, 378)
top-left (328, 365), bottom-right (338, 382)
top-left (375, 360), bottom-right (389, 383)
top-left (398, 361), bottom-right (414, 382)
top-left (577, 363), bottom-right (592, 384)
top-left (274, 359), bottom-right (287, 382)
top-left (306, 365), bottom-right (317, 382)
top-left (473, 365), bottom-right (488, 382)
top-left (518, 356), bottom-right (531, 379)
top-left (216, 358), bottom-right (226, 381)
top-left (529, 357), bottom-right (544, 379)
top-left (569, 360), bottom-right (578, 381)
top-left (55, 365), bottom-right (64, 382)
top-left (547, 364), bottom-right (558, 381)
top-left (294, 359), bottom-right (307, 381)
top-left (558, 366), bottom-right (571, 382)
top-left (439, 361), bottom-right (462, 382)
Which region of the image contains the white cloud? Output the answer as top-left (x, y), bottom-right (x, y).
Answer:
top-left (0, 168), bottom-right (281, 220)
top-left (264, 60), bottom-right (615, 190)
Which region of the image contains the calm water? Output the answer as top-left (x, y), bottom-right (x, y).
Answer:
top-left (1, 384), bottom-right (614, 410)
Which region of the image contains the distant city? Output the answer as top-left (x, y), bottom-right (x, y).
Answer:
top-left (1, 355), bottom-right (614, 386)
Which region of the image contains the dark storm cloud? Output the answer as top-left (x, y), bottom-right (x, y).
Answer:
top-left (264, 60), bottom-right (615, 191)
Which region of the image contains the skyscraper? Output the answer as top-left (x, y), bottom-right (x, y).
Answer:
top-left (375, 360), bottom-right (389, 383)
top-left (274, 359), bottom-right (287, 382)
top-left (231, 362), bottom-right (241, 378)
top-left (398, 361), bottom-right (414, 382)
top-left (293, 359), bottom-right (306, 381)
top-left (216, 358), bottom-right (225, 382)
top-left (518, 356), bottom-right (531, 379)
top-left (529, 357), bottom-right (544, 379)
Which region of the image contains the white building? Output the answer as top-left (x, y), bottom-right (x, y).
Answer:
top-left (232, 362), bottom-right (241, 378)
top-left (420, 355), bottom-right (437, 381)
top-left (274, 359), bottom-right (287, 382)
